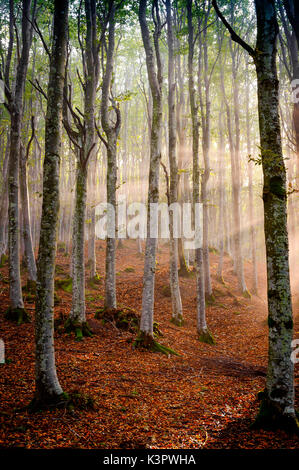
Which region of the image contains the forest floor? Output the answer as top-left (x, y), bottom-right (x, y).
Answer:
top-left (0, 240), bottom-right (298, 449)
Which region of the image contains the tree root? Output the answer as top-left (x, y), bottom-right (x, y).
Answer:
top-left (5, 307), bottom-right (31, 325)
top-left (95, 306), bottom-right (162, 338)
top-left (242, 289), bottom-right (251, 299)
top-left (64, 318), bottom-right (93, 341)
top-left (133, 331), bottom-right (180, 356)
top-left (178, 266), bottom-right (195, 278)
top-left (216, 275), bottom-right (226, 285)
top-left (171, 315), bottom-right (184, 327)
top-left (28, 392), bottom-right (70, 412)
top-left (205, 293), bottom-right (216, 304)
top-left (198, 328), bottom-right (215, 345)
top-left (252, 393), bottom-right (299, 435)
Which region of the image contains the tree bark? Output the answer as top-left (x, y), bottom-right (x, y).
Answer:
top-left (34, 0), bottom-right (68, 407)
top-left (254, 0), bottom-right (298, 431)
top-left (7, 0), bottom-right (33, 320)
top-left (187, 0), bottom-right (214, 344)
top-left (138, 0), bottom-right (163, 343)
top-left (100, 1), bottom-right (120, 310)
top-left (166, 0), bottom-right (183, 326)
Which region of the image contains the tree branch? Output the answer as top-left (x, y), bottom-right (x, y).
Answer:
top-left (212, 0), bottom-right (255, 57)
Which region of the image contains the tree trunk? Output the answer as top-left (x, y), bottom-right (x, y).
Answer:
top-left (245, 59), bottom-right (258, 294)
top-left (187, 0), bottom-right (214, 344)
top-left (253, 0), bottom-right (298, 431)
top-left (7, 0), bottom-right (33, 321)
top-left (34, 0), bottom-right (68, 408)
top-left (217, 107), bottom-right (225, 283)
top-left (100, 1), bottom-right (120, 310)
top-left (20, 145), bottom-right (37, 282)
top-left (138, 0), bottom-right (163, 345)
top-left (0, 132), bottom-right (10, 262)
top-left (166, 0), bottom-right (183, 326)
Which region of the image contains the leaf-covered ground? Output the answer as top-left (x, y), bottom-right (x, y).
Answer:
top-left (0, 240), bottom-right (298, 449)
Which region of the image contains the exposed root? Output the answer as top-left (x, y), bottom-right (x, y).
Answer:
top-left (28, 390), bottom-right (95, 412)
top-left (198, 328), bottom-right (215, 345)
top-left (67, 390), bottom-right (96, 411)
top-left (28, 392), bottom-right (69, 412)
top-left (205, 293), bottom-right (216, 304)
top-left (95, 306), bottom-right (162, 337)
top-left (171, 315), bottom-right (184, 327)
top-left (64, 318), bottom-right (93, 341)
top-left (5, 307), bottom-right (31, 325)
top-left (216, 275), bottom-right (226, 285)
top-left (242, 289), bottom-right (251, 299)
top-left (252, 393), bottom-right (299, 435)
top-left (178, 266), bottom-right (195, 278)
top-left (133, 331), bottom-right (180, 356)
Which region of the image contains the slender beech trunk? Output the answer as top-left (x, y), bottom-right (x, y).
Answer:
top-left (6, 0), bottom-right (33, 321)
top-left (217, 107), bottom-right (225, 282)
top-left (87, 156), bottom-right (97, 278)
top-left (20, 142), bottom-right (37, 282)
top-left (34, 0), bottom-right (68, 407)
top-left (67, 0), bottom-right (99, 338)
top-left (176, 44), bottom-right (190, 276)
top-left (68, 159), bottom-right (92, 339)
top-left (229, 37), bottom-right (249, 296)
top-left (187, 0), bottom-right (214, 344)
top-left (0, 132), bottom-right (10, 261)
top-left (166, 0), bottom-right (183, 326)
top-left (101, 2), bottom-right (120, 310)
top-left (198, 2), bottom-right (213, 300)
top-left (245, 60), bottom-right (258, 294)
top-left (138, 0), bottom-right (163, 344)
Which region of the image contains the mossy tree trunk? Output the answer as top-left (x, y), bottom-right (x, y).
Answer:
top-left (0, 132), bottom-right (10, 261)
top-left (166, 0), bottom-right (183, 326)
top-left (187, 0), bottom-right (213, 344)
top-left (100, 1), bottom-right (121, 310)
top-left (7, 0), bottom-right (34, 318)
top-left (254, 0), bottom-right (298, 431)
top-left (138, 0), bottom-right (163, 343)
top-left (34, 0), bottom-right (68, 407)
top-left (228, 31), bottom-right (249, 296)
top-left (69, 161), bottom-right (89, 338)
top-left (63, 0), bottom-right (100, 337)
top-left (198, 3), bottom-right (213, 300)
top-left (216, 106), bottom-right (225, 282)
top-left (245, 59), bottom-right (258, 294)
top-left (20, 127), bottom-right (37, 283)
